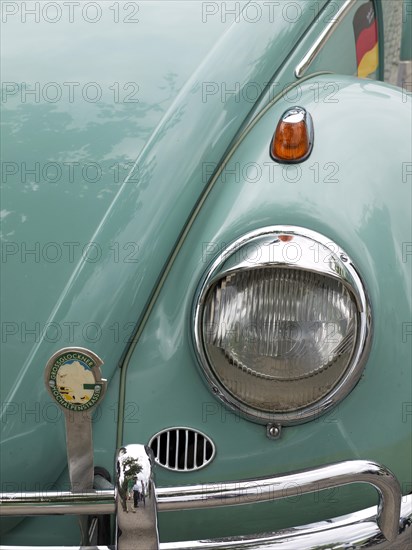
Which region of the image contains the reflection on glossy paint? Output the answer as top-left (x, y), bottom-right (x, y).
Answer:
top-left (1, 4), bottom-right (233, 538)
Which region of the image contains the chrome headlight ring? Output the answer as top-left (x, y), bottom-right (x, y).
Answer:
top-left (193, 226), bottom-right (372, 426)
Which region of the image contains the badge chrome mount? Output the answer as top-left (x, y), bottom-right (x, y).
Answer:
top-left (45, 347), bottom-right (106, 412)
top-left (44, 347), bottom-right (107, 545)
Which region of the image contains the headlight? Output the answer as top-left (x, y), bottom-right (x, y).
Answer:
top-left (194, 227), bottom-right (372, 426)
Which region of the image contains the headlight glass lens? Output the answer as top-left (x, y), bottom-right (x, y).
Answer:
top-left (195, 227), bottom-right (371, 424)
top-left (202, 267), bottom-right (358, 412)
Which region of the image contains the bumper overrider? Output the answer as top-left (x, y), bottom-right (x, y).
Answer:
top-left (1, 445), bottom-right (411, 549)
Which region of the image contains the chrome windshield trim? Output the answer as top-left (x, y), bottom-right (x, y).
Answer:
top-left (0, 460), bottom-right (401, 542)
top-left (295, 0), bottom-right (356, 78)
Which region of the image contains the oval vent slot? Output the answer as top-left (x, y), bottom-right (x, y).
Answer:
top-left (149, 428), bottom-right (215, 472)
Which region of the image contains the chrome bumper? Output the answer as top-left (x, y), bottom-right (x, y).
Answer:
top-left (1, 450), bottom-right (411, 549)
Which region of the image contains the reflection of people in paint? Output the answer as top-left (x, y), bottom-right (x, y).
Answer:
top-left (126, 488), bottom-right (133, 513)
top-left (140, 480), bottom-right (146, 507)
top-left (56, 361), bottom-right (94, 404)
top-left (132, 481), bottom-right (140, 511)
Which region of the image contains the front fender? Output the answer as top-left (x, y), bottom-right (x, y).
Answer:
top-left (120, 74), bottom-right (412, 541)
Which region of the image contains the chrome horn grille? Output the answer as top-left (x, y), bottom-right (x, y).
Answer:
top-left (149, 428), bottom-right (215, 472)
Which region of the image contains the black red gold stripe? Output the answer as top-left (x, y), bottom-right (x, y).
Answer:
top-left (353, 1), bottom-right (379, 78)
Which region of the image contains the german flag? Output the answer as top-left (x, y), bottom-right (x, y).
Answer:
top-left (353, 1), bottom-right (379, 78)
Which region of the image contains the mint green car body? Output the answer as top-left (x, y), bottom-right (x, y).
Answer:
top-left (1, 0), bottom-right (411, 545)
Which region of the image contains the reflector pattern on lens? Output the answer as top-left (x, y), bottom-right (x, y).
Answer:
top-left (203, 268), bottom-right (358, 412)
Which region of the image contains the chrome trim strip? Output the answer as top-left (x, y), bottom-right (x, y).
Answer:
top-left (194, 431), bottom-right (198, 468)
top-left (193, 225), bottom-right (372, 426)
top-left (295, 0), bottom-right (356, 78)
top-left (175, 430), bottom-right (179, 468)
top-left (0, 460), bottom-right (400, 542)
top-left (185, 430), bottom-right (189, 470)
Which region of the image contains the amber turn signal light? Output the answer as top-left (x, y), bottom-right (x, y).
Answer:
top-left (270, 107), bottom-right (314, 163)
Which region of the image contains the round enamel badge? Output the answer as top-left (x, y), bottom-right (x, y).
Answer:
top-left (45, 348), bottom-right (106, 412)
